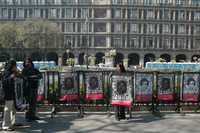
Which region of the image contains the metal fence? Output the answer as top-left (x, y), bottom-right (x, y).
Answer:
top-left (1, 70), bottom-right (200, 118)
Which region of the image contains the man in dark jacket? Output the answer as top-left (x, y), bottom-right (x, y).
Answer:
top-left (22, 58), bottom-right (42, 121)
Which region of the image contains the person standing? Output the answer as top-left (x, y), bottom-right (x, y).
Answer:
top-left (22, 58), bottom-right (42, 121)
top-left (109, 63), bottom-right (127, 120)
top-left (2, 60), bottom-right (17, 131)
top-left (115, 63), bottom-right (126, 120)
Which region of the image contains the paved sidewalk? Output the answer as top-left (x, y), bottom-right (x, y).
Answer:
top-left (1, 112), bottom-right (200, 133)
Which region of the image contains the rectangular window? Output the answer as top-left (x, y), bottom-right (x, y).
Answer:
top-left (94, 23), bottom-right (107, 32)
top-left (145, 37), bottom-right (154, 48)
top-left (94, 36), bottom-right (106, 47)
top-left (17, 8), bottom-right (24, 18)
top-left (163, 10), bottom-right (170, 20)
top-left (129, 9), bottom-right (139, 19)
top-left (78, 0), bottom-right (92, 4)
top-left (178, 24), bottom-right (186, 34)
top-left (130, 23), bottom-right (138, 33)
top-left (143, 0), bottom-right (157, 5)
top-left (34, 8), bottom-right (40, 18)
top-left (147, 24), bottom-right (155, 34)
top-left (65, 22), bottom-right (74, 32)
top-left (112, 37), bottom-right (122, 48)
top-left (79, 22), bottom-right (92, 33)
top-left (147, 9), bottom-right (155, 19)
top-left (129, 37), bottom-right (138, 48)
top-left (80, 8), bottom-right (89, 18)
top-left (49, 8), bottom-right (56, 18)
top-left (194, 39), bottom-right (200, 49)
top-left (176, 0), bottom-right (186, 5)
top-left (7, 0), bottom-right (13, 5)
top-left (112, 0), bottom-right (122, 4)
top-left (63, 0), bottom-right (76, 4)
top-left (191, 0), bottom-right (200, 6)
top-left (94, 8), bottom-right (107, 18)
top-left (64, 35), bottom-right (74, 48)
top-left (163, 24), bottom-right (170, 33)
top-left (194, 25), bottom-right (200, 34)
top-left (163, 38), bottom-right (171, 49)
top-left (194, 11), bottom-right (200, 20)
top-left (113, 9), bottom-right (121, 18)
top-left (179, 11), bottom-right (185, 20)
top-left (2, 8), bottom-right (8, 18)
top-left (176, 38), bottom-right (185, 49)
top-left (55, 0), bottom-right (61, 5)
top-left (127, 0), bottom-right (141, 5)
top-left (66, 8), bottom-right (73, 18)
top-left (113, 23), bottom-right (122, 33)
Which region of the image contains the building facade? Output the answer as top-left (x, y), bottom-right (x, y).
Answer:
top-left (0, 0), bottom-right (200, 67)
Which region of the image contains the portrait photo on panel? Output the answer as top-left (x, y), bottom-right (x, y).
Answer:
top-left (158, 74), bottom-right (174, 95)
top-left (116, 80), bottom-right (127, 95)
top-left (60, 73), bottom-right (77, 95)
top-left (89, 76), bottom-right (99, 90)
top-left (184, 74), bottom-right (199, 94)
top-left (135, 73), bottom-right (153, 95)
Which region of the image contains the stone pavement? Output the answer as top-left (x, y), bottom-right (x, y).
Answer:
top-left (1, 112), bottom-right (200, 133)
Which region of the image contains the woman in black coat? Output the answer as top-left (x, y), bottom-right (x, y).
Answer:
top-left (115, 63), bottom-right (126, 120)
top-left (2, 59), bottom-right (17, 131)
top-left (22, 58), bottom-right (42, 121)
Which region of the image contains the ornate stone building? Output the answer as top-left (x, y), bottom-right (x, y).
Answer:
top-left (0, 0), bottom-right (200, 67)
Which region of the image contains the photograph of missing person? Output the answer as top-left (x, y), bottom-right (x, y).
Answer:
top-left (135, 73), bottom-right (153, 95)
top-left (89, 76), bottom-right (99, 90)
top-left (60, 73), bottom-right (78, 95)
top-left (86, 73), bottom-right (102, 93)
top-left (64, 77), bottom-right (74, 90)
top-left (111, 75), bottom-right (132, 101)
top-left (158, 74), bottom-right (174, 95)
top-left (183, 74), bottom-right (199, 94)
top-left (116, 80), bottom-right (127, 95)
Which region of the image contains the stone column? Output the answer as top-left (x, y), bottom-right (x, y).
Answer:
top-left (186, 55), bottom-right (191, 62)
top-left (123, 54), bottom-right (128, 69)
top-left (172, 54), bottom-right (176, 62)
top-left (107, 8), bottom-right (112, 48)
top-left (105, 55), bottom-right (114, 67)
top-left (58, 56), bottom-right (63, 66)
top-left (58, 51), bottom-right (64, 66)
top-left (139, 54), bottom-right (144, 68)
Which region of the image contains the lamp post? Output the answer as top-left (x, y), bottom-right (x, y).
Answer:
top-left (84, 12), bottom-right (89, 69)
top-left (65, 48), bottom-right (70, 66)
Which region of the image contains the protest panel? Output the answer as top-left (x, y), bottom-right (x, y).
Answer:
top-left (135, 73), bottom-right (153, 102)
top-left (85, 72), bottom-right (104, 100)
top-left (59, 72), bottom-right (79, 101)
top-left (157, 73), bottom-right (176, 101)
top-left (111, 74), bottom-right (133, 107)
top-left (182, 73), bottom-right (200, 102)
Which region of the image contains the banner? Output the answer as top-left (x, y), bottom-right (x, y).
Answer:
top-left (135, 73), bottom-right (153, 102)
top-left (157, 73), bottom-right (175, 101)
top-left (85, 72), bottom-right (104, 100)
top-left (37, 73), bottom-right (45, 102)
top-left (182, 73), bottom-right (200, 102)
top-left (59, 72), bottom-right (79, 101)
top-left (111, 74), bottom-right (133, 107)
